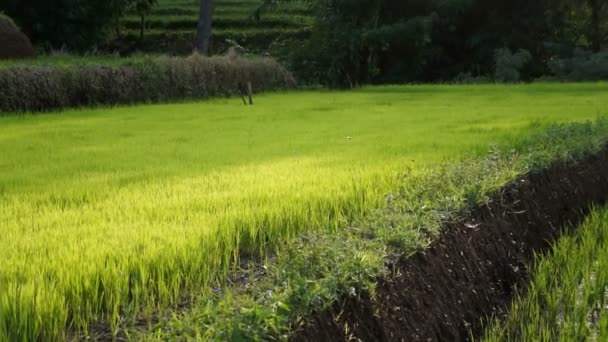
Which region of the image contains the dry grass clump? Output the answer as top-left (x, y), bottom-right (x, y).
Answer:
top-left (0, 53), bottom-right (296, 112)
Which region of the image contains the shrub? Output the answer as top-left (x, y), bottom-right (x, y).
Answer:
top-left (451, 72), bottom-right (491, 84)
top-left (0, 54), bottom-right (296, 112)
top-left (0, 13), bottom-right (34, 59)
top-left (1, 0), bottom-right (128, 51)
top-left (494, 48), bottom-right (532, 83)
top-left (547, 49), bottom-right (608, 81)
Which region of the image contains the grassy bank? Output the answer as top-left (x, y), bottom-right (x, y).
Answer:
top-left (484, 207), bottom-right (608, 341)
top-left (0, 83), bottom-right (607, 340)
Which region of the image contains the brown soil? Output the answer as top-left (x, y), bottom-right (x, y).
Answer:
top-left (0, 16), bottom-right (34, 59)
top-left (293, 147), bottom-right (608, 342)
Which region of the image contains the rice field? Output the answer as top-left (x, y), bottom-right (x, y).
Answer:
top-left (116, 0), bottom-right (312, 53)
top-left (1, 83), bottom-right (607, 340)
top-left (0, 55), bottom-right (146, 69)
top-left (484, 206), bottom-right (608, 341)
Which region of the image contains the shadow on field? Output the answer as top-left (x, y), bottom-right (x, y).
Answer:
top-left (293, 146), bottom-right (608, 342)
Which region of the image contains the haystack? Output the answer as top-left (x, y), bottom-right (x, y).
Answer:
top-left (0, 13), bottom-right (34, 59)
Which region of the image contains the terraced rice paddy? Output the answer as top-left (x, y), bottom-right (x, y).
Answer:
top-left (1, 83), bottom-right (607, 340)
top-left (117, 0), bottom-right (313, 53)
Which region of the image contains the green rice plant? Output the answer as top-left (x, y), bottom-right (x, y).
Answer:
top-left (0, 55), bottom-right (148, 69)
top-left (121, 15), bottom-right (311, 30)
top-left (143, 116), bottom-right (608, 341)
top-left (115, 0), bottom-right (313, 54)
top-left (484, 207), bottom-right (608, 341)
top-left (0, 83), bottom-right (607, 340)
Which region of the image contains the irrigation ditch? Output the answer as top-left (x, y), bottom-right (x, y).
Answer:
top-left (293, 145), bottom-right (608, 341)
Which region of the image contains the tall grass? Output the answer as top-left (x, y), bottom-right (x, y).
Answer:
top-left (0, 84), bottom-right (607, 340)
top-left (484, 207), bottom-right (608, 341)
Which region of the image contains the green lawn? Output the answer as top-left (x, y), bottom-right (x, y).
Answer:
top-left (1, 83), bottom-right (607, 340)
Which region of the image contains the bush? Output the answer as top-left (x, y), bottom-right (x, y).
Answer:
top-left (0, 13), bottom-right (34, 59)
top-left (0, 54), bottom-right (296, 112)
top-left (548, 49), bottom-right (608, 81)
top-left (451, 72), bottom-right (491, 84)
top-left (1, 0), bottom-right (128, 51)
top-left (494, 48), bottom-right (532, 83)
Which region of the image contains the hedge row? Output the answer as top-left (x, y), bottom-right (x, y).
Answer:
top-left (0, 54), bottom-right (297, 113)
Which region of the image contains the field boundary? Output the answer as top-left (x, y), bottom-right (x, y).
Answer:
top-left (293, 145), bottom-right (608, 341)
top-left (0, 54), bottom-right (296, 113)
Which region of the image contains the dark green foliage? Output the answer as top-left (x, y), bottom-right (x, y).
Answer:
top-left (0, 54), bottom-right (296, 112)
top-left (1, 0), bottom-right (606, 83)
top-left (494, 48), bottom-right (533, 83)
top-left (110, 28), bottom-right (311, 56)
top-left (121, 17), bottom-right (304, 31)
top-left (0, 0), bottom-right (128, 51)
top-left (548, 49), bottom-right (608, 81)
top-left (273, 0), bottom-right (608, 86)
top-left (128, 0), bottom-right (158, 41)
top-left (0, 0), bottom-right (163, 50)
top-left (0, 13), bottom-right (35, 59)
top-left (278, 0), bottom-right (546, 86)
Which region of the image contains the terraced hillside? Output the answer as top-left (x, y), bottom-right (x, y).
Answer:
top-left (111, 0), bottom-right (313, 54)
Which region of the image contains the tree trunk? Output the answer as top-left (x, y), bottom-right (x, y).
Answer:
top-left (196, 0), bottom-right (214, 54)
top-left (588, 0), bottom-right (601, 52)
top-left (140, 14), bottom-right (145, 42)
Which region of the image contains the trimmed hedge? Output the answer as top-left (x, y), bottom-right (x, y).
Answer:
top-left (0, 54), bottom-right (296, 113)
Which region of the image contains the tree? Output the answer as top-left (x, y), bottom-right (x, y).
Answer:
top-left (129, 0), bottom-right (158, 42)
top-left (587, 0), bottom-right (605, 51)
top-left (0, 0), bottom-right (128, 51)
top-left (553, 0), bottom-right (607, 52)
top-left (269, 0), bottom-right (575, 84)
top-left (0, 13), bottom-right (35, 59)
top-left (196, 0), bottom-right (214, 54)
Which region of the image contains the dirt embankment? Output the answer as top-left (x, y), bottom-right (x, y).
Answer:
top-left (294, 147), bottom-right (608, 341)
